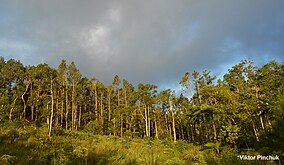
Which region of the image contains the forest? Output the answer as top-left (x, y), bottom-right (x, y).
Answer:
top-left (0, 56), bottom-right (283, 164)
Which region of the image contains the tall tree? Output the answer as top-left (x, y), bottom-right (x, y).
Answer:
top-left (68, 62), bottom-right (81, 130)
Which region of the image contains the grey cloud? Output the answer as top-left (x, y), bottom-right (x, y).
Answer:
top-left (0, 0), bottom-right (284, 87)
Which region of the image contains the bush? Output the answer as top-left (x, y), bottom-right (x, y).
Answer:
top-left (6, 129), bottom-right (19, 144)
top-left (52, 127), bottom-right (67, 136)
top-left (181, 146), bottom-right (206, 164)
top-left (0, 155), bottom-right (17, 165)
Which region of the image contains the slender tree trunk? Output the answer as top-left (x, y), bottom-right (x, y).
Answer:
top-left (75, 104), bottom-right (77, 130)
top-left (114, 117), bottom-right (116, 136)
top-left (31, 105), bottom-right (35, 121)
top-left (31, 83), bottom-right (34, 121)
top-left (61, 101), bottom-right (64, 127)
top-left (60, 71), bottom-right (66, 128)
top-left (144, 105), bottom-right (149, 137)
top-left (147, 105), bottom-right (151, 137)
top-left (49, 80), bottom-right (54, 137)
top-left (9, 97), bottom-right (18, 122)
top-left (55, 96), bottom-right (59, 127)
top-left (171, 110), bottom-right (176, 142)
top-left (108, 91), bottom-right (111, 123)
top-left (266, 116), bottom-right (272, 129)
top-left (252, 122), bottom-right (259, 142)
top-left (60, 84), bottom-right (65, 127)
top-left (65, 82), bottom-right (69, 130)
top-left (71, 80), bottom-right (75, 130)
top-left (21, 82), bottom-right (30, 119)
top-left (260, 115), bottom-right (265, 130)
top-left (154, 110), bottom-right (159, 140)
top-left (169, 100), bottom-right (176, 142)
top-left (95, 83), bottom-right (98, 119)
top-left (100, 92), bottom-right (104, 134)
top-left (79, 105), bottom-right (82, 129)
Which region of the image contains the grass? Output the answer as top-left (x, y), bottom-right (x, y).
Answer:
top-left (0, 122), bottom-right (280, 165)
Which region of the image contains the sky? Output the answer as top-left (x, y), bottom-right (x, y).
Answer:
top-left (1, 0), bottom-right (284, 91)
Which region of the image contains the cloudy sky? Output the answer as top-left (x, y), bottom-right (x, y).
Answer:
top-left (1, 0), bottom-right (284, 89)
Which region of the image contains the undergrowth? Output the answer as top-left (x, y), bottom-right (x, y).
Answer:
top-left (0, 122), bottom-right (280, 165)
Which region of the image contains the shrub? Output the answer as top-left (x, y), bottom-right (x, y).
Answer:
top-left (0, 155), bottom-right (17, 165)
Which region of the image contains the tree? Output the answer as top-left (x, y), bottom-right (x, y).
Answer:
top-left (57, 60), bottom-right (68, 128)
top-left (180, 72), bottom-right (192, 101)
top-left (137, 83), bottom-right (157, 137)
top-left (68, 62), bottom-right (81, 130)
top-left (0, 59), bottom-right (25, 121)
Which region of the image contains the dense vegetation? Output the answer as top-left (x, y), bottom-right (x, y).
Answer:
top-left (0, 56), bottom-right (283, 164)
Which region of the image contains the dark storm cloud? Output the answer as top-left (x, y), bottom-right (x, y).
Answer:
top-left (1, 0), bottom-right (284, 87)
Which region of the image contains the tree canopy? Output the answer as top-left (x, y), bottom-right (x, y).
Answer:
top-left (0, 57), bottom-right (283, 156)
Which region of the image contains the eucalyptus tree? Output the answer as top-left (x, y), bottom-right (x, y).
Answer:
top-left (137, 83), bottom-right (157, 137)
top-left (223, 60), bottom-right (262, 143)
top-left (68, 62), bottom-right (81, 130)
top-left (1, 59), bottom-right (25, 121)
top-left (57, 60), bottom-right (68, 128)
top-left (96, 80), bottom-right (106, 134)
top-left (47, 67), bottom-right (57, 137)
top-left (76, 77), bottom-right (93, 129)
top-left (256, 61), bottom-right (284, 128)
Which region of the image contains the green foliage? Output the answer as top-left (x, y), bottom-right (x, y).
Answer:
top-left (220, 125), bottom-right (240, 145)
top-left (203, 142), bottom-right (221, 153)
top-left (0, 56), bottom-right (283, 164)
top-left (0, 124), bottom-right (281, 164)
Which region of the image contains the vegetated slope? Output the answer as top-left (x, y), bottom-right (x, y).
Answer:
top-left (0, 57), bottom-right (283, 164)
top-left (0, 122), bottom-right (279, 165)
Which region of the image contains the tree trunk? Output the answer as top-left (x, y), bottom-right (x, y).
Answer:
top-left (49, 80), bottom-right (54, 137)
top-left (71, 80), bottom-right (75, 130)
top-left (260, 115), bottom-right (265, 130)
top-left (65, 81), bottom-right (69, 130)
top-left (169, 100), bottom-right (176, 142)
top-left (79, 105), bottom-right (82, 129)
top-left (31, 83), bottom-right (35, 121)
top-left (94, 83), bottom-right (98, 119)
top-left (114, 117), bottom-right (116, 136)
top-left (266, 115), bottom-right (272, 129)
top-left (108, 91), bottom-right (111, 123)
top-left (154, 110), bottom-right (159, 140)
top-left (100, 92), bottom-right (104, 134)
top-left (21, 82), bottom-right (30, 119)
top-left (147, 106), bottom-right (151, 137)
top-left (144, 105), bottom-right (149, 137)
top-left (171, 110), bottom-right (176, 142)
top-left (9, 97), bottom-right (18, 122)
top-left (55, 96), bottom-right (59, 127)
top-left (61, 101), bottom-right (64, 127)
top-left (252, 122), bottom-right (259, 142)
